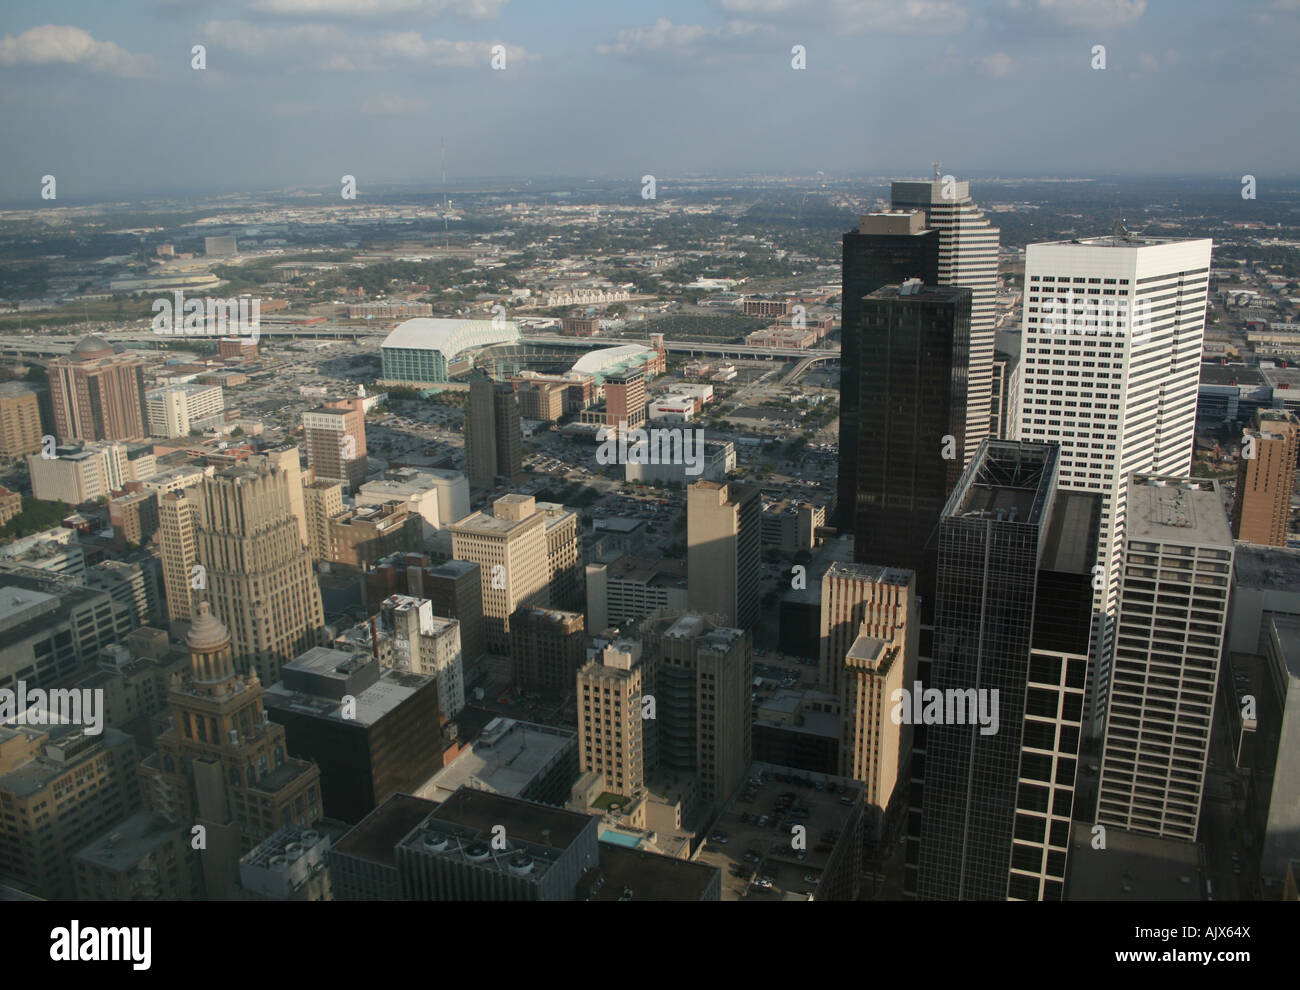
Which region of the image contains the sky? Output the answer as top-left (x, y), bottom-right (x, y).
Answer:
top-left (1, 0), bottom-right (1298, 203)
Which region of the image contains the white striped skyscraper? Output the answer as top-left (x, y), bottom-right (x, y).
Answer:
top-left (892, 177), bottom-right (1001, 466)
top-left (1015, 233), bottom-right (1212, 736)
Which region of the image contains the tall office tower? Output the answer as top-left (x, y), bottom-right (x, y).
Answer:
top-left (577, 638), bottom-right (646, 798)
top-left (914, 441), bottom-right (1097, 901)
top-left (830, 568), bottom-right (919, 813)
top-left (819, 561), bottom-right (915, 697)
top-left (1097, 475), bottom-right (1233, 843)
top-left (0, 723), bottom-right (138, 899)
top-left (303, 479), bottom-right (344, 561)
top-left (46, 335), bottom-right (148, 443)
top-left (604, 371), bottom-right (647, 429)
top-left (837, 211), bottom-right (940, 532)
top-left (451, 494), bottom-right (550, 653)
top-left (641, 611), bottom-right (752, 805)
top-left (138, 602), bottom-right (323, 899)
top-left (158, 489), bottom-right (197, 625)
top-left (465, 376), bottom-right (522, 488)
top-left (1017, 233), bottom-right (1212, 735)
top-left (263, 444), bottom-right (310, 550)
top-left (892, 176), bottom-right (1000, 467)
top-left (686, 480), bottom-right (761, 630)
top-left (303, 400), bottom-right (368, 493)
top-left (852, 282), bottom-right (971, 628)
top-left (377, 594), bottom-right (466, 719)
top-left (1232, 410), bottom-right (1300, 546)
top-left (190, 455), bottom-right (325, 685)
top-left (510, 606), bottom-right (585, 693)
top-left (422, 560), bottom-right (486, 666)
top-left (0, 382), bottom-right (45, 462)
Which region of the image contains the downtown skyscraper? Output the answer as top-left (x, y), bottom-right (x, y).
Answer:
top-left (1015, 233), bottom-right (1212, 735)
top-left (850, 281), bottom-right (970, 628)
top-left (912, 440), bottom-right (1097, 901)
top-left (837, 210), bottom-right (939, 533)
top-left (182, 453), bottom-right (325, 686)
top-left (891, 176), bottom-right (1001, 467)
top-left (1097, 474), bottom-right (1233, 842)
top-left (466, 375), bottom-right (522, 489)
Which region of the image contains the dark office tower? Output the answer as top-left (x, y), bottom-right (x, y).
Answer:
top-left (423, 560), bottom-right (486, 665)
top-left (912, 440), bottom-right (1096, 901)
top-left (509, 606), bottom-right (585, 693)
top-left (891, 177), bottom-right (1000, 468)
top-left (837, 212), bottom-right (940, 532)
top-left (852, 282), bottom-right (970, 627)
top-left (465, 375), bottom-right (522, 489)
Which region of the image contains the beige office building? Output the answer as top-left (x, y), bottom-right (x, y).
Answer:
top-left (686, 481), bottom-right (761, 630)
top-left (451, 494), bottom-right (578, 653)
top-left (0, 382), bottom-right (44, 462)
top-left (641, 611), bottom-right (752, 805)
top-left (159, 490), bottom-right (198, 625)
top-left (188, 455), bottom-right (325, 685)
top-left (1232, 410), bottom-right (1299, 547)
top-left (0, 723), bottom-right (139, 899)
top-left (578, 638), bottom-right (646, 798)
top-left (452, 495), bottom-right (550, 653)
top-left (304, 479), bottom-right (344, 561)
top-left (542, 501), bottom-right (583, 611)
top-left (303, 401), bottom-right (368, 493)
top-left (819, 561), bottom-right (916, 697)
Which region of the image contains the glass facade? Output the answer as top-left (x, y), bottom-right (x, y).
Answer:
top-left (851, 284), bottom-right (970, 627)
top-left (916, 441), bottom-right (1057, 900)
top-left (837, 227), bottom-right (939, 533)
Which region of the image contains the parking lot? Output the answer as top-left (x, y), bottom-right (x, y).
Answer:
top-left (695, 766), bottom-right (862, 901)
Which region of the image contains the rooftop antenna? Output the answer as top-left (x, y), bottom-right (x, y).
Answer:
top-left (932, 161), bottom-right (942, 181)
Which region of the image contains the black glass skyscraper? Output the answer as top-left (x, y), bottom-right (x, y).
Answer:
top-left (837, 212), bottom-right (939, 534)
top-left (850, 281), bottom-right (969, 628)
top-left (911, 440), bottom-right (1096, 900)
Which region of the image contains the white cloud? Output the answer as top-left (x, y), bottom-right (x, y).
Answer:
top-left (0, 25), bottom-right (153, 77)
top-left (200, 19), bottom-right (533, 70)
top-left (596, 18), bottom-right (773, 57)
top-left (247, 0), bottom-right (509, 18)
top-left (717, 0), bottom-right (969, 36)
top-left (1003, 0), bottom-right (1146, 30)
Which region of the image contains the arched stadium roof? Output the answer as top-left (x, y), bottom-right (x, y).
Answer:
top-left (569, 343), bottom-right (657, 377)
top-left (381, 318), bottom-right (520, 360)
